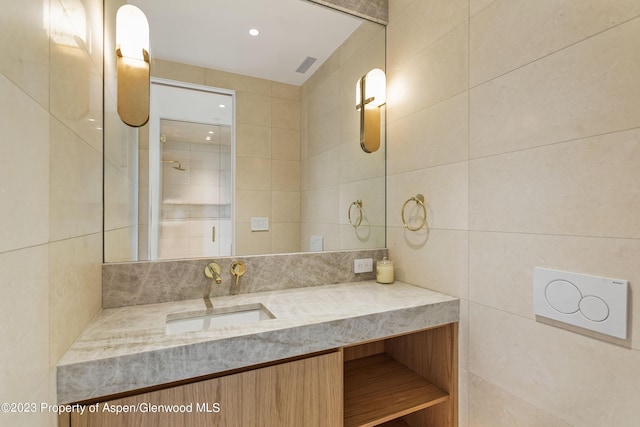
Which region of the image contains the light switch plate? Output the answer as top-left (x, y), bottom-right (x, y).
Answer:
top-left (251, 217), bottom-right (269, 231)
top-left (533, 267), bottom-right (628, 339)
top-left (310, 235), bottom-right (323, 252)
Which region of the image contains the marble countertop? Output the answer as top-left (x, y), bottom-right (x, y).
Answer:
top-left (57, 281), bottom-right (458, 404)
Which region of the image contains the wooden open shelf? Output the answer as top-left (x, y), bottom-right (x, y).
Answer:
top-left (344, 353), bottom-right (449, 427)
top-left (377, 418), bottom-right (411, 427)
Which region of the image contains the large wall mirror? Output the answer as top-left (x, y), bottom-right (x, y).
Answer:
top-left (104, 0), bottom-right (386, 262)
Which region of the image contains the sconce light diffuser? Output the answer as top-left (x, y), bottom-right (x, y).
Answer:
top-left (356, 68), bottom-right (386, 153)
top-left (116, 5), bottom-right (150, 127)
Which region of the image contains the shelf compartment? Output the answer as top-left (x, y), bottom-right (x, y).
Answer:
top-left (344, 353), bottom-right (449, 427)
top-left (377, 418), bottom-right (411, 427)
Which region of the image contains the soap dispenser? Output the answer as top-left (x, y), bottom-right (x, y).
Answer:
top-left (376, 257), bottom-right (394, 284)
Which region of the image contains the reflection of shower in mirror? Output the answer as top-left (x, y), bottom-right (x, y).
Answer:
top-left (161, 159), bottom-right (186, 171)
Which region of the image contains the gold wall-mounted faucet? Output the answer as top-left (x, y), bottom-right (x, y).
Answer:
top-left (230, 261), bottom-right (246, 286)
top-left (204, 262), bottom-right (222, 284)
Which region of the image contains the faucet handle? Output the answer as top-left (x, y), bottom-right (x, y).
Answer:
top-left (205, 263), bottom-right (222, 284)
top-left (230, 261), bottom-right (246, 286)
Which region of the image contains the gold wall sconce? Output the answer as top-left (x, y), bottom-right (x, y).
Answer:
top-left (356, 68), bottom-right (386, 153)
top-left (116, 5), bottom-right (150, 127)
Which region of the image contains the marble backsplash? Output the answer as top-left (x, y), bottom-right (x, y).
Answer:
top-left (103, 249), bottom-right (388, 308)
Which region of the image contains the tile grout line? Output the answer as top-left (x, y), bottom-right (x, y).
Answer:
top-left (469, 13), bottom-right (640, 90)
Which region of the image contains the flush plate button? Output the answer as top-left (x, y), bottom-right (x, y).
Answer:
top-left (534, 268), bottom-right (628, 339)
top-left (579, 295), bottom-right (609, 322)
top-left (545, 280), bottom-right (581, 314)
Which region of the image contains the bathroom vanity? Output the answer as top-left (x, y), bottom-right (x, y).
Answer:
top-left (57, 281), bottom-right (458, 427)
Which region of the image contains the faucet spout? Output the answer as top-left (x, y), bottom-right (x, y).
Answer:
top-left (204, 262), bottom-right (222, 284)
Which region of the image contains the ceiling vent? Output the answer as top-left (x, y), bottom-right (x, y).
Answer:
top-left (295, 56), bottom-right (317, 74)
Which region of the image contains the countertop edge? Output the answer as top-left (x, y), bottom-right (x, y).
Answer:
top-left (57, 298), bottom-right (459, 404)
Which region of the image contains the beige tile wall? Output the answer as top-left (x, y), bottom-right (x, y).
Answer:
top-left (151, 59), bottom-right (302, 255)
top-left (0, 0), bottom-right (104, 425)
top-left (387, 1), bottom-right (640, 425)
top-left (300, 21), bottom-right (386, 252)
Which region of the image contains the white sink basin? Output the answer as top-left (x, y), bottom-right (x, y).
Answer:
top-left (166, 303), bottom-right (274, 334)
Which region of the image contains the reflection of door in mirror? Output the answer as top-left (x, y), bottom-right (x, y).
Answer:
top-left (148, 80), bottom-right (234, 260)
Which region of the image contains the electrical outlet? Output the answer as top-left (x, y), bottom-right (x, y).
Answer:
top-left (354, 258), bottom-right (373, 274)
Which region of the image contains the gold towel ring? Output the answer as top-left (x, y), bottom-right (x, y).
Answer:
top-left (402, 194), bottom-right (427, 231)
top-left (348, 199), bottom-right (363, 228)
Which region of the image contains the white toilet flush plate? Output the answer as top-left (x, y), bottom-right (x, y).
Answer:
top-left (533, 268), bottom-right (628, 339)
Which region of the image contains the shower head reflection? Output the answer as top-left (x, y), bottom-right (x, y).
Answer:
top-left (162, 159), bottom-right (186, 171)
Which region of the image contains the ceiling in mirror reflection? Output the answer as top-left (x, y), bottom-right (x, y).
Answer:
top-left (161, 120), bottom-right (231, 146)
top-left (128, 0), bottom-right (363, 85)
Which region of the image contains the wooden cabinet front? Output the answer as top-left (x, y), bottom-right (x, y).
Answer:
top-left (69, 351), bottom-right (342, 427)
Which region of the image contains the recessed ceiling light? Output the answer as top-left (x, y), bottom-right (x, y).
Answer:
top-left (249, 28), bottom-right (260, 36)
top-left (206, 136), bottom-right (212, 141)
top-left (219, 104), bottom-right (226, 108)
top-left (208, 131), bottom-right (214, 134)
